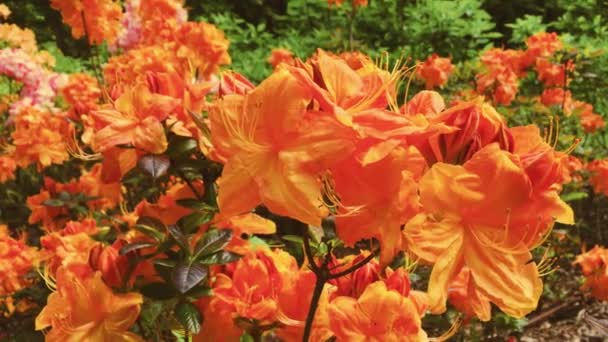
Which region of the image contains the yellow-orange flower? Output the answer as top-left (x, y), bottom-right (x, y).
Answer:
top-left (174, 22), bottom-right (231, 78)
top-left (417, 54), bottom-right (454, 89)
top-left (0, 225), bottom-right (38, 296)
top-left (448, 267), bottom-right (491, 322)
top-left (0, 4), bottom-right (10, 19)
top-left (268, 48), bottom-right (295, 69)
top-left (90, 83), bottom-right (178, 154)
top-left (11, 107), bottom-right (73, 168)
top-left (50, 0), bottom-right (122, 45)
top-left (35, 268), bottom-right (143, 341)
top-left (211, 68), bottom-right (350, 226)
top-left (332, 147), bottom-right (425, 265)
top-left (60, 73), bottom-right (101, 118)
top-left (328, 281), bottom-right (427, 341)
top-left (0, 155), bottom-right (16, 183)
top-left (574, 246), bottom-right (608, 301)
top-left (404, 144), bottom-right (573, 318)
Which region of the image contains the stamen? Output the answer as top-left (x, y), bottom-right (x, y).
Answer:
top-left (430, 314), bottom-right (463, 342)
top-left (37, 266), bottom-right (57, 292)
top-left (66, 130), bottom-right (102, 161)
top-left (402, 63), bottom-right (419, 114)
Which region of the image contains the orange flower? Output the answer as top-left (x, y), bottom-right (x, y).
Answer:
top-left (417, 54), bottom-right (454, 89)
top-left (332, 147), bottom-right (425, 265)
top-left (0, 225), bottom-right (38, 296)
top-left (219, 213), bottom-right (277, 254)
top-left (35, 268), bottom-right (143, 341)
top-left (275, 270), bottom-right (332, 341)
top-left (135, 181), bottom-right (203, 225)
top-left (476, 48), bottom-right (528, 105)
top-left (448, 267), bottom-right (491, 322)
top-left (401, 90), bottom-right (446, 117)
top-left (535, 58), bottom-right (574, 87)
top-left (40, 219), bottom-right (99, 277)
top-left (103, 47), bottom-right (182, 88)
top-left (0, 4), bottom-right (10, 19)
top-left (174, 21), bottom-right (231, 78)
top-left (328, 281), bottom-right (427, 341)
top-left (574, 246), bottom-right (608, 301)
top-left (588, 159), bottom-right (608, 196)
top-left (50, 0), bottom-right (122, 45)
top-left (218, 71), bottom-right (255, 96)
top-left (420, 98), bottom-right (513, 165)
top-left (268, 48), bottom-right (296, 69)
top-left (526, 32), bottom-right (563, 60)
top-left (10, 107), bottom-right (73, 168)
top-left (404, 144), bottom-right (573, 318)
top-left (570, 101), bottom-right (605, 133)
top-left (0, 155), bottom-right (16, 183)
top-left (90, 83), bottom-right (179, 154)
top-left (88, 240), bottom-right (130, 288)
top-left (210, 250), bottom-right (285, 325)
top-left (210, 68), bottom-right (348, 225)
top-left (562, 155), bottom-right (583, 184)
top-left (60, 73), bottom-right (101, 118)
top-left (540, 87), bottom-right (574, 114)
top-left (0, 23), bottom-right (37, 54)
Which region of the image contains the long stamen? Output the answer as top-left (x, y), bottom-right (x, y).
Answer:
top-left (430, 314), bottom-right (463, 342)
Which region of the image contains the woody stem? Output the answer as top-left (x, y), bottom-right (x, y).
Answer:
top-left (302, 273), bottom-right (326, 342)
top-left (301, 231), bottom-right (379, 341)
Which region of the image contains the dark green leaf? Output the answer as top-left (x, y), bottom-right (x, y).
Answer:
top-left (174, 301), bottom-right (202, 334)
top-left (199, 251), bottom-right (241, 265)
top-left (282, 235), bottom-right (303, 244)
top-left (137, 217), bottom-right (166, 231)
top-left (178, 211), bottom-right (214, 234)
top-left (168, 137), bottom-right (197, 158)
top-left (42, 199), bottom-right (65, 207)
top-left (120, 242), bottom-right (156, 255)
top-left (167, 225), bottom-right (190, 254)
top-left (138, 154), bottom-right (170, 178)
top-left (171, 263), bottom-right (208, 294)
top-left (185, 285), bottom-right (213, 298)
top-left (141, 282), bottom-right (178, 300)
top-left (193, 229), bottom-right (232, 260)
top-left (176, 198), bottom-right (213, 211)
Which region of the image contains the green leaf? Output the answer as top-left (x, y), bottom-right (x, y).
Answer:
top-left (199, 251), bottom-right (241, 265)
top-left (193, 229), bottom-right (232, 261)
top-left (42, 199), bottom-right (65, 207)
top-left (138, 154), bottom-right (171, 178)
top-left (141, 282), bottom-right (178, 300)
top-left (171, 263), bottom-right (208, 294)
top-left (282, 235), bottom-right (304, 244)
top-left (176, 198), bottom-right (208, 210)
top-left (120, 242), bottom-right (157, 255)
top-left (561, 191), bottom-right (588, 202)
top-left (168, 137), bottom-right (197, 158)
top-left (240, 333), bottom-right (255, 342)
top-left (178, 211), bottom-right (214, 234)
top-left (168, 225), bottom-right (190, 254)
top-left (174, 301), bottom-right (202, 334)
top-left (135, 216), bottom-right (166, 241)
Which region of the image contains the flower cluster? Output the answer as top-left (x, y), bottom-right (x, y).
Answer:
top-left (0, 2), bottom-right (605, 341)
top-left (574, 246), bottom-right (608, 301)
top-left (0, 49), bottom-right (65, 115)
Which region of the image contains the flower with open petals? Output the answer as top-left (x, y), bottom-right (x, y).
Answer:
top-left (90, 83), bottom-right (178, 154)
top-left (36, 268), bottom-right (143, 341)
top-left (404, 144), bottom-right (573, 318)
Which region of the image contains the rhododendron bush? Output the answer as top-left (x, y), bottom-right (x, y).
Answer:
top-left (1, 0), bottom-right (607, 341)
